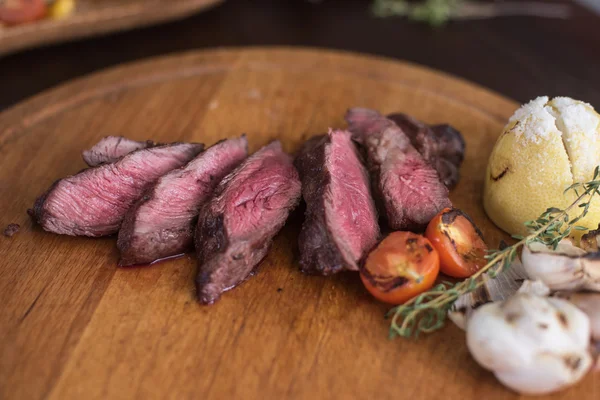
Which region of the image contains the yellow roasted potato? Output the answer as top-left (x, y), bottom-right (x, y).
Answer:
top-left (484, 96), bottom-right (600, 237)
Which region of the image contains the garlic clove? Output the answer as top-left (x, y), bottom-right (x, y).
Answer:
top-left (522, 239), bottom-right (600, 291)
top-left (466, 293), bottom-right (592, 395)
top-left (449, 257), bottom-right (527, 330)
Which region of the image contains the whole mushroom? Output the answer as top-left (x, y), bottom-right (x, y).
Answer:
top-left (466, 293), bottom-right (592, 395)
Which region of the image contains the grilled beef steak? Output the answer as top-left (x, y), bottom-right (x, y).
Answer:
top-left (195, 141), bottom-right (301, 304)
top-left (295, 130), bottom-right (379, 275)
top-left (118, 137), bottom-right (249, 266)
top-left (33, 143), bottom-right (203, 237)
top-left (346, 108), bottom-right (451, 231)
top-left (387, 113), bottom-right (465, 188)
top-left (82, 136), bottom-right (156, 166)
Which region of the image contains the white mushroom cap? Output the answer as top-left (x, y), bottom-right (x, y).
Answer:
top-left (466, 293), bottom-right (592, 395)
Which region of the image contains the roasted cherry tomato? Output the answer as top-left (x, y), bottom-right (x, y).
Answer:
top-left (425, 207), bottom-right (488, 278)
top-left (360, 231), bottom-right (440, 305)
top-left (0, 0), bottom-right (46, 26)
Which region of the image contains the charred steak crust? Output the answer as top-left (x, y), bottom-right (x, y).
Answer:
top-left (194, 141), bottom-right (301, 305)
top-left (295, 135), bottom-right (343, 274)
top-left (295, 135), bottom-right (345, 274)
top-left (32, 179), bottom-right (60, 228)
top-left (82, 136), bottom-right (158, 167)
top-left (346, 108), bottom-right (451, 231)
top-left (430, 124), bottom-right (466, 165)
top-left (295, 130), bottom-right (380, 275)
top-left (117, 136), bottom-right (249, 266)
top-left (387, 113), bottom-right (465, 189)
top-left (33, 142), bottom-right (204, 237)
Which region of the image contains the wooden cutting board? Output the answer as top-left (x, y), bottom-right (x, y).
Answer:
top-left (0, 0), bottom-right (223, 57)
top-left (0, 48), bottom-right (596, 400)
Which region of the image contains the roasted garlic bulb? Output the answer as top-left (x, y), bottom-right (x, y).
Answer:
top-left (466, 293), bottom-right (592, 395)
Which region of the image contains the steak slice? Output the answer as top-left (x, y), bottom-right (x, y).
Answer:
top-left (82, 136), bottom-right (156, 166)
top-left (117, 136), bottom-right (249, 266)
top-left (33, 142), bottom-right (204, 237)
top-left (387, 113), bottom-right (465, 188)
top-left (295, 129), bottom-right (379, 275)
top-left (345, 108), bottom-right (451, 231)
top-left (195, 141), bottom-right (301, 304)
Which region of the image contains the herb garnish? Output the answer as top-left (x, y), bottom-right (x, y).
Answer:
top-left (372, 0), bottom-right (570, 27)
top-left (387, 167), bottom-right (600, 338)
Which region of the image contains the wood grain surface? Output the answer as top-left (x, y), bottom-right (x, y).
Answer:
top-left (0, 0), bottom-right (224, 57)
top-left (0, 48), bottom-right (596, 400)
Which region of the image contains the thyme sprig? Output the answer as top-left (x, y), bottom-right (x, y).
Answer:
top-left (388, 166), bottom-right (600, 338)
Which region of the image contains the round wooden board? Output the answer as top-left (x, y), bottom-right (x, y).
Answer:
top-left (0, 0), bottom-right (223, 57)
top-left (0, 48), bottom-right (596, 400)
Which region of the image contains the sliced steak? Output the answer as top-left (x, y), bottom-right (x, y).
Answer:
top-left (195, 141), bottom-right (301, 304)
top-left (346, 108), bottom-right (451, 231)
top-left (387, 113), bottom-right (465, 188)
top-left (295, 129), bottom-right (379, 275)
top-left (33, 143), bottom-right (203, 237)
top-left (118, 137), bottom-right (249, 266)
top-left (82, 136), bottom-right (156, 166)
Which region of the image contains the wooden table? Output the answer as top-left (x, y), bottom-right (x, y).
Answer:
top-left (1, 0), bottom-right (600, 111)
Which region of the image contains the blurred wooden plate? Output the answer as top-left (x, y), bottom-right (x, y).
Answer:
top-left (0, 0), bottom-right (224, 57)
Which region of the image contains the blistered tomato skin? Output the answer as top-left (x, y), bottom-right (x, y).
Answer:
top-left (0, 0), bottom-right (47, 26)
top-left (425, 208), bottom-right (488, 278)
top-left (360, 231), bottom-right (440, 305)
